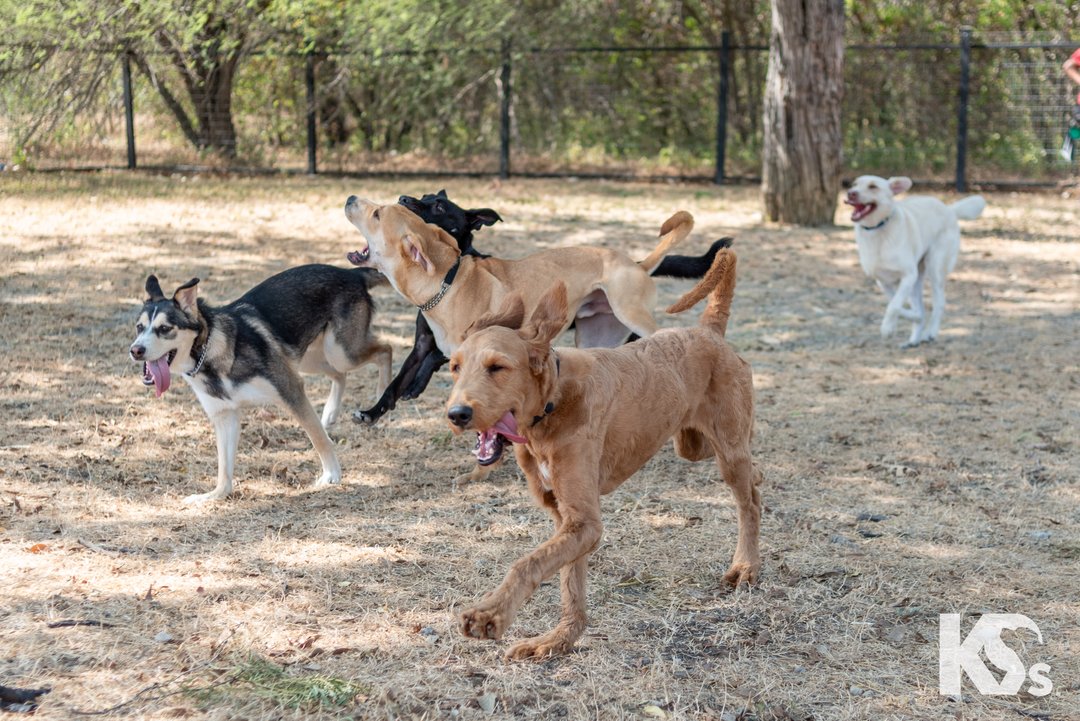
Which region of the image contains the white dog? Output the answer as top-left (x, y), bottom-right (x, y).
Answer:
top-left (845, 175), bottom-right (985, 347)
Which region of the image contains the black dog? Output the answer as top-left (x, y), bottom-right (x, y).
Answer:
top-left (351, 189), bottom-right (732, 425)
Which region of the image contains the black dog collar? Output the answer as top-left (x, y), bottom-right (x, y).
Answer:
top-left (417, 257), bottom-right (462, 312)
top-left (531, 351), bottom-right (561, 427)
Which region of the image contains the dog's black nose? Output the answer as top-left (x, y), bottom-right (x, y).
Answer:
top-left (130, 345), bottom-right (145, 360)
top-left (447, 405), bottom-right (473, 428)
top-left (345, 195), bottom-right (357, 208)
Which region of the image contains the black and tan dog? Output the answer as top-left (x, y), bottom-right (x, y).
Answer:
top-left (129, 265), bottom-right (391, 504)
top-left (444, 248), bottom-right (761, 660)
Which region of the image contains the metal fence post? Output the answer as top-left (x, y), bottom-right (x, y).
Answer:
top-left (305, 52), bottom-right (318, 175)
top-left (955, 27), bottom-right (972, 192)
top-left (499, 38), bottom-right (512, 179)
top-left (121, 51), bottom-right (136, 169)
top-left (715, 31), bottom-right (731, 185)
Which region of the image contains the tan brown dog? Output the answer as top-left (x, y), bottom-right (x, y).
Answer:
top-left (344, 196), bottom-right (694, 481)
top-left (444, 248), bottom-right (761, 660)
top-left (344, 197), bottom-right (693, 350)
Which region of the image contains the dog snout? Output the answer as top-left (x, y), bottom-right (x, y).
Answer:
top-left (447, 404), bottom-right (474, 428)
top-left (130, 344), bottom-right (146, 361)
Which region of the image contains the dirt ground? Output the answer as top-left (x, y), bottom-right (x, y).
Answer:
top-left (0, 173), bottom-right (1077, 720)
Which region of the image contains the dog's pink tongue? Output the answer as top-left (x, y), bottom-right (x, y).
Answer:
top-left (493, 411), bottom-right (527, 444)
top-left (148, 357), bottom-right (171, 397)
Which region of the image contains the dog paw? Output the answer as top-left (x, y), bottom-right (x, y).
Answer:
top-left (880, 317), bottom-right (898, 338)
top-left (314, 471), bottom-right (341, 487)
top-left (505, 632), bottom-right (576, 661)
top-left (351, 409), bottom-right (380, 425)
top-left (461, 605), bottom-right (512, 640)
top-left (182, 491), bottom-right (228, 505)
top-left (722, 561), bottom-right (759, 588)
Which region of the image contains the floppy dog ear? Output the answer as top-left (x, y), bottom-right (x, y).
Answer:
top-left (145, 275), bottom-right (166, 301)
top-left (466, 207), bottom-right (502, 231)
top-left (401, 233), bottom-right (437, 275)
top-left (464, 293), bottom-right (525, 338)
top-left (887, 176), bottom-right (912, 195)
top-left (172, 278), bottom-right (200, 316)
top-left (522, 282), bottom-right (568, 371)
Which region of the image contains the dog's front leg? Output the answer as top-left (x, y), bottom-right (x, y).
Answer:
top-left (505, 554), bottom-right (590, 661)
top-left (184, 409), bottom-right (240, 504)
top-left (353, 321), bottom-right (431, 424)
top-left (461, 508), bottom-right (602, 649)
top-left (880, 271), bottom-right (920, 341)
top-left (401, 348), bottom-right (447, 400)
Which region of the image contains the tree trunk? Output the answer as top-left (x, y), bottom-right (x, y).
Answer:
top-left (190, 55), bottom-right (239, 157)
top-left (761, 0), bottom-right (845, 225)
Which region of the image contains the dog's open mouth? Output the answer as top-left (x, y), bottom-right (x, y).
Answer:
top-left (142, 350), bottom-right (176, 398)
top-left (472, 411), bottom-right (527, 466)
top-left (346, 246), bottom-right (370, 266)
top-left (846, 199), bottom-right (876, 222)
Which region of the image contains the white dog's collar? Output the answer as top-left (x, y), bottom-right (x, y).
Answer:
top-left (860, 214), bottom-right (891, 231)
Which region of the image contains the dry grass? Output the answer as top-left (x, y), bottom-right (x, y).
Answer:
top-left (0, 173), bottom-right (1078, 720)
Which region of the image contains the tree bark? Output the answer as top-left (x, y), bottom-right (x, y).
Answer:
top-left (761, 0), bottom-right (845, 225)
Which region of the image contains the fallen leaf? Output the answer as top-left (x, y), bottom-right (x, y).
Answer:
top-left (477, 693), bottom-right (497, 715)
top-left (642, 704), bottom-right (667, 719)
top-left (26, 543), bottom-right (48, 553)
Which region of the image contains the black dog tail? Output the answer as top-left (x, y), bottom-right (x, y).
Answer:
top-left (652, 237), bottom-right (734, 279)
top-left (351, 267), bottom-right (391, 288)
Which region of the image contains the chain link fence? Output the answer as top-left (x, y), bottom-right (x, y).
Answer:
top-left (1, 31), bottom-right (1077, 186)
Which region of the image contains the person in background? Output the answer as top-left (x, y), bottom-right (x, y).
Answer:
top-left (1064, 48), bottom-right (1080, 100)
top-left (1060, 49), bottom-right (1080, 160)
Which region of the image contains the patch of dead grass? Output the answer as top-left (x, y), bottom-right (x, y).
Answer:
top-left (0, 173), bottom-right (1077, 720)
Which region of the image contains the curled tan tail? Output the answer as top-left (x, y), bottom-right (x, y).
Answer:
top-left (637, 210), bottom-right (694, 274)
top-left (665, 249), bottom-right (736, 336)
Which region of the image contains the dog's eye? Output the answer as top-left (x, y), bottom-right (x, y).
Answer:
top-left (486, 363), bottom-right (505, 375)
top-left (868, 183), bottom-right (877, 190)
top-left (433, 202), bottom-right (444, 215)
top-left (372, 208), bottom-right (380, 220)
top-left (157, 324), bottom-right (172, 334)
top-left (136, 323), bottom-right (145, 332)
top-left (450, 363), bottom-right (461, 374)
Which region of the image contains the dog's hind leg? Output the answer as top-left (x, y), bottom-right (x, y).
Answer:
top-left (280, 372), bottom-right (342, 488)
top-left (923, 243), bottom-right (955, 342)
top-left (184, 409), bottom-right (240, 504)
top-left (903, 265), bottom-right (929, 347)
top-left (714, 450), bottom-right (762, 587)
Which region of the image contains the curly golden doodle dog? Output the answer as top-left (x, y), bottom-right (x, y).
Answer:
top-left (444, 248), bottom-right (761, 660)
top-left (344, 196), bottom-right (695, 482)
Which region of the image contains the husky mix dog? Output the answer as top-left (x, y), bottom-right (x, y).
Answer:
top-left (129, 265), bottom-right (392, 504)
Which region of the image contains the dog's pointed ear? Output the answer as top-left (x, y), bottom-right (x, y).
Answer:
top-left (522, 282), bottom-right (568, 371)
top-left (172, 277), bottom-right (200, 316)
top-left (145, 275), bottom-right (166, 301)
top-left (463, 293), bottom-right (525, 339)
top-left (401, 233), bottom-right (438, 275)
top-left (466, 207), bottom-right (502, 231)
top-left (887, 176), bottom-right (912, 195)
top-left (436, 189), bottom-right (448, 198)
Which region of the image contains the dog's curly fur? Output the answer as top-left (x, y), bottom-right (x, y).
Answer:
top-left (444, 248), bottom-right (762, 659)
